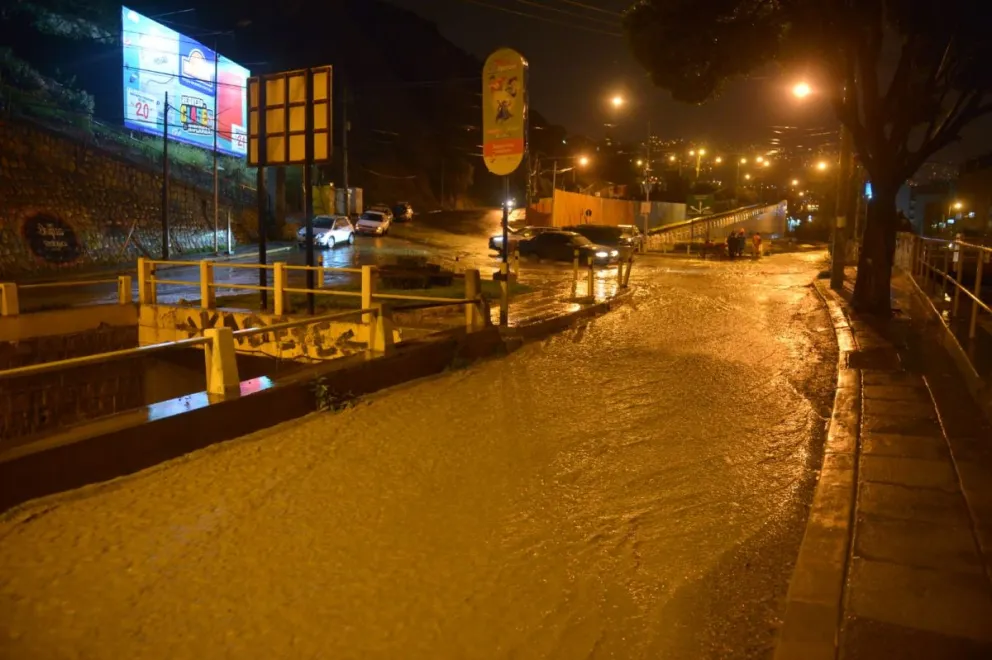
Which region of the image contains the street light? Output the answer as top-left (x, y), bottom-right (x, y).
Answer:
top-left (578, 155), bottom-right (590, 167)
top-left (740, 157), bottom-right (747, 164)
top-left (792, 82), bottom-right (812, 99)
top-left (816, 161), bottom-right (829, 171)
top-left (669, 155), bottom-right (676, 162)
top-left (715, 156), bottom-right (723, 164)
top-left (762, 160), bottom-right (771, 168)
top-left (611, 95), bottom-right (624, 109)
top-left (756, 156), bottom-right (765, 164)
top-left (636, 159), bottom-right (644, 166)
top-left (744, 173), bottom-right (752, 180)
top-left (791, 179), bottom-right (800, 186)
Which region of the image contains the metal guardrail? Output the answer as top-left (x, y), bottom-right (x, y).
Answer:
top-left (0, 336), bottom-right (209, 380)
top-left (895, 232), bottom-right (992, 340)
top-left (645, 202), bottom-right (786, 252)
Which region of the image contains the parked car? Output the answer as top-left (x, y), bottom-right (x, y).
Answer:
top-left (566, 224), bottom-right (644, 250)
top-left (392, 202), bottom-right (414, 222)
top-left (488, 225), bottom-right (555, 254)
top-left (368, 204), bottom-right (395, 223)
top-left (355, 210), bottom-right (392, 236)
top-left (518, 230), bottom-right (619, 265)
top-left (297, 215), bottom-right (355, 248)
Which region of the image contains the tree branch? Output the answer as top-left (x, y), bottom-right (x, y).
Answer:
top-left (907, 96), bottom-right (992, 175)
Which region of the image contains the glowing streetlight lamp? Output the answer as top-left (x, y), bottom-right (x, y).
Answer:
top-left (756, 156), bottom-right (765, 164)
top-left (792, 82), bottom-right (812, 99)
top-left (578, 155), bottom-right (590, 167)
top-left (762, 160), bottom-right (771, 168)
top-left (791, 179), bottom-right (799, 186)
top-left (611, 95), bottom-right (625, 109)
top-left (740, 157), bottom-right (747, 164)
top-left (636, 159), bottom-right (644, 166)
top-left (689, 149), bottom-right (696, 156)
top-left (744, 173), bottom-right (752, 180)
top-left (816, 161), bottom-right (828, 171)
top-left (715, 156), bottom-right (723, 164)
top-left (669, 155), bottom-right (676, 162)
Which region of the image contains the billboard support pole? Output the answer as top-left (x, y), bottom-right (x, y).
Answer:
top-left (257, 81), bottom-right (268, 311)
top-left (162, 91), bottom-right (170, 260)
top-left (342, 81), bottom-right (350, 216)
top-left (304, 68), bottom-right (316, 315)
top-left (213, 49), bottom-right (219, 255)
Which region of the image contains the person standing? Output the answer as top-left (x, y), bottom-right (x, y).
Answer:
top-left (737, 229), bottom-right (747, 257)
top-left (752, 232), bottom-right (762, 259)
top-left (727, 230), bottom-right (738, 259)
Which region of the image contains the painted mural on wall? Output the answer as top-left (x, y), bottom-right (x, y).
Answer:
top-left (21, 214), bottom-right (82, 264)
top-left (138, 305), bottom-right (382, 363)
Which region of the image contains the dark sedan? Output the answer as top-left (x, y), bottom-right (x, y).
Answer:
top-left (565, 224), bottom-right (644, 251)
top-left (488, 226), bottom-right (556, 254)
top-left (518, 230), bottom-right (620, 265)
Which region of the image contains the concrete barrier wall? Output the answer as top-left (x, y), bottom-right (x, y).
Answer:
top-left (0, 303), bottom-right (137, 343)
top-left (138, 305), bottom-right (403, 362)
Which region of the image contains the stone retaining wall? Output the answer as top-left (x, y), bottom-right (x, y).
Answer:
top-left (0, 325), bottom-right (143, 442)
top-left (0, 118), bottom-right (259, 279)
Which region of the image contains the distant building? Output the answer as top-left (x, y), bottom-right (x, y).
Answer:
top-left (907, 181), bottom-right (955, 235)
top-left (955, 154), bottom-right (992, 235)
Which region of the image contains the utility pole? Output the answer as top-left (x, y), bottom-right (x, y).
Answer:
top-left (831, 116), bottom-right (853, 290)
top-left (342, 82), bottom-right (350, 216)
top-left (212, 48), bottom-right (219, 254)
top-left (550, 159), bottom-right (558, 223)
top-left (162, 91), bottom-right (170, 260)
top-left (643, 121), bottom-right (651, 244)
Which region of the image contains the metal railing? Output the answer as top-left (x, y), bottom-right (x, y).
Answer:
top-left (1, 276), bottom-right (134, 316)
top-left (645, 202), bottom-right (786, 252)
top-left (896, 232), bottom-right (992, 340)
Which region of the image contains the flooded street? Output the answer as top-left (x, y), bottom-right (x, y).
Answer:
top-left (0, 252), bottom-right (836, 659)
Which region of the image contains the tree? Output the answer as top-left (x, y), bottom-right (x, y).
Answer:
top-left (624, 0), bottom-right (992, 313)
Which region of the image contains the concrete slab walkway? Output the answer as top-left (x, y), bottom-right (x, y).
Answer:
top-left (776, 276), bottom-right (992, 659)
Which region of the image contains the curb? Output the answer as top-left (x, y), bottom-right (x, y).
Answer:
top-left (773, 280), bottom-right (861, 660)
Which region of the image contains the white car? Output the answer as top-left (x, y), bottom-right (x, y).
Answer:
top-left (355, 210), bottom-right (392, 236)
top-left (297, 215), bottom-right (355, 248)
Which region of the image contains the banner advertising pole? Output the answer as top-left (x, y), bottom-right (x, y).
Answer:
top-left (162, 91), bottom-right (170, 260)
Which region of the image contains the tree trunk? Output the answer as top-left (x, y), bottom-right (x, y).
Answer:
top-left (851, 183), bottom-right (899, 314)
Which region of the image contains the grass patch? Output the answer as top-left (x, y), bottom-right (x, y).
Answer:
top-left (215, 278), bottom-right (532, 313)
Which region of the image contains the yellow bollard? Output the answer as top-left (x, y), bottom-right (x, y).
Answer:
top-left (464, 268), bottom-right (484, 332)
top-left (361, 265), bottom-right (376, 325)
top-left (273, 262), bottom-right (287, 316)
top-left (199, 261), bottom-right (215, 309)
top-left (317, 254), bottom-right (325, 289)
top-left (117, 275), bottom-right (133, 305)
top-left (587, 261), bottom-right (595, 298)
top-left (0, 283), bottom-right (19, 316)
top-left (572, 249), bottom-right (580, 282)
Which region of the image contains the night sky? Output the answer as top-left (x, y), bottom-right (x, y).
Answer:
top-left (386, 0), bottom-right (991, 163)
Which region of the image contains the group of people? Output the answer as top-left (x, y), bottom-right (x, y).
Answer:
top-left (727, 228), bottom-right (762, 259)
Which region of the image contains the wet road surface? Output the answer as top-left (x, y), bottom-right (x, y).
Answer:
top-left (0, 251), bottom-right (837, 659)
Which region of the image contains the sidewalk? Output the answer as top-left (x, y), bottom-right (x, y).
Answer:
top-left (775, 274), bottom-right (992, 659)
top-left (12, 242), bottom-right (293, 284)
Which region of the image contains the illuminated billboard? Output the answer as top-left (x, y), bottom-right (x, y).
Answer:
top-left (121, 6), bottom-right (249, 157)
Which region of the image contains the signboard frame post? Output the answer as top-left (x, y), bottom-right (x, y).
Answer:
top-left (482, 48), bottom-right (528, 327)
top-left (162, 91), bottom-right (170, 260)
top-left (255, 82), bottom-right (268, 309)
top-left (303, 68), bottom-right (315, 315)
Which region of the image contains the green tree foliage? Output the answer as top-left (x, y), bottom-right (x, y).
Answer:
top-left (624, 0), bottom-right (992, 313)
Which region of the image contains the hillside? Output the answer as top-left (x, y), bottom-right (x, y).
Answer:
top-left (1, 0), bottom-right (569, 210)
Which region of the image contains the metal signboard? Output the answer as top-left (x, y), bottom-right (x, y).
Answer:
top-left (247, 66), bottom-right (332, 167)
top-left (482, 48), bottom-right (527, 176)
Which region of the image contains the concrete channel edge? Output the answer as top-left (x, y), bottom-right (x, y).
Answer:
top-left (0, 296), bottom-right (626, 514)
top-left (773, 280), bottom-right (861, 660)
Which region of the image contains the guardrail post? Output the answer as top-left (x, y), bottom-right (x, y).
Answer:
top-left (941, 247), bottom-right (950, 300)
top-left (572, 249), bottom-right (579, 282)
top-left (623, 257), bottom-right (633, 288)
top-left (0, 283), bottom-right (18, 317)
top-left (273, 262), bottom-right (287, 316)
top-left (587, 261), bottom-right (595, 299)
top-left (464, 268), bottom-right (484, 332)
top-left (368, 303), bottom-right (394, 356)
top-left (137, 257), bottom-right (155, 305)
top-left (952, 247), bottom-right (963, 317)
top-left (317, 254), bottom-right (325, 289)
top-left (361, 265), bottom-right (376, 324)
top-left (970, 255), bottom-right (984, 340)
top-left (203, 327), bottom-right (240, 396)
top-left (117, 275), bottom-right (133, 305)
top-left (199, 261), bottom-right (215, 310)
top-left (617, 257), bottom-right (623, 286)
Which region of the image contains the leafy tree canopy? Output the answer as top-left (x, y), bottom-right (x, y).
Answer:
top-left (624, 0), bottom-right (992, 312)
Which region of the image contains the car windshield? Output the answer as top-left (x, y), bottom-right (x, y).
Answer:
top-left (333, 218), bottom-right (350, 229)
top-left (313, 217), bottom-right (333, 230)
top-left (360, 212), bottom-right (384, 223)
top-left (569, 235), bottom-right (593, 246)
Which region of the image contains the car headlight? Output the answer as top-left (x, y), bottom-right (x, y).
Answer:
top-left (610, 250), bottom-right (619, 257)
top-left (595, 251), bottom-right (609, 258)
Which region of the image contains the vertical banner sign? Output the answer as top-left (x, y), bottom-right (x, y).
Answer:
top-left (482, 48), bottom-right (528, 176)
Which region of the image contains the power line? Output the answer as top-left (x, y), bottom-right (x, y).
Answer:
top-left (551, 0), bottom-right (622, 16)
top-left (507, 0), bottom-right (620, 27)
top-left (452, 0), bottom-right (622, 37)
